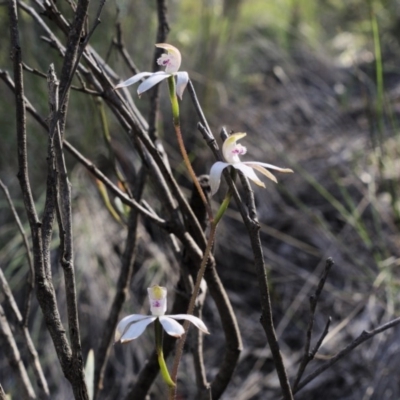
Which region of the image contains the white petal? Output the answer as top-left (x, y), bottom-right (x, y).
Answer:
top-left (137, 71), bottom-right (170, 96)
top-left (232, 163), bottom-right (265, 188)
top-left (115, 315), bottom-right (154, 342)
top-left (114, 72), bottom-right (153, 89)
top-left (209, 162), bottom-right (230, 195)
top-left (118, 316), bottom-right (157, 343)
top-left (158, 316), bottom-right (185, 337)
top-left (245, 163), bottom-right (277, 183)
top-left (168, 314), bottom-right (209, 334)
top-left (176, 71), bottom-right (189, 99)
top-left (244, 161), bottom-right (293, 173)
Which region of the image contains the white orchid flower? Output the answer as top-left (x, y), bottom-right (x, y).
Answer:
top-left (115, 286), bottom-right (209, 344)
top-left (209, 133), bottom-right (293, 195)
top-left (114, 43), bottom-right (189, 99)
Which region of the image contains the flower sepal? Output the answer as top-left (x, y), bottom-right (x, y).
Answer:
top-left (209, 132), bottom-right (293, 195)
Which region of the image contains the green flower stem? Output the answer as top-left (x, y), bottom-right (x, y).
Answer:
top-left (167, 76), bottom-right (213, 222)
top-left (154, 318), bottom-right (175, 388)
top-left (214, 191), bottom-right (232, 225)
top-left (167, 77), bottom-right (180, 126)
top-left (169, 192), bottom-right (232, 395)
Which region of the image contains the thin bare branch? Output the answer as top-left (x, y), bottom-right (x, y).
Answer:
top-left (0, 180), bottom-right (34, 324)
top-left (0, 69), bottom-right (167, 228)
top-left (295, 316), bottom-right (400, 394)
top-left (0, 304), bottom-right (36, 399)
top-left (66, 143), bottom-right (167, 226)
top-left (293, 258), bottom-right (334, 390)
top-left (0, 269), bottom-right (50, 398)
top-left (311, 317), bottom-right (331, 358)
top-left (113, 21), bottom-right (139, 75)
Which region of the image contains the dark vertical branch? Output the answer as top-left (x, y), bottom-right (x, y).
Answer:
top-left (42, 67), bottom-right (58, 282)
top-left (8, 0), bottom-right (74, 386)
top-left (57, 0), bottom-right (90, 136)
top-left (148, 0), bottom-right (170, 141)
top-left (8, 0), bottom-right (37, 235)
top-left (48, 65), bottom-right (89, 400)
top-left (237, 159), bottom-right (293, 400)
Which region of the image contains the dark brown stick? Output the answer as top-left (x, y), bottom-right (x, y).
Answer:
top-left (147, 0), bottom-right (170, 141)
top-left (57, 0), bottom-right (90, 136)
top-left (236, 165), bottom-right (293, 400)
top-left (48, 64), bottom-right (89, 400)
top-left (192, 80), bottom-right (293, 399)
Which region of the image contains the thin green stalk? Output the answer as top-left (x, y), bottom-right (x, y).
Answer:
top-left (169, 193), bottom-right (232, 399)
top-left (167, 76), bottom-right (213, 222)
top-left (370, 8), bottom-right (384, 138)
top-left (154, 319), bottom-right (175, 388)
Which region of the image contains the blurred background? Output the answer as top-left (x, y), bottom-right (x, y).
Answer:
top-left (1, 0), bottom-right (400, 399)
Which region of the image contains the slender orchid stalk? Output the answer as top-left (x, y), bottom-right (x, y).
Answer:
top-left (154, 319), bottom-right (175, 388)
top-left (115, 43), bottom-right (213, 221)
top-left (169, 191), bottom-right (232, 399)
top-left (167, 75), bottom-right (214, 221)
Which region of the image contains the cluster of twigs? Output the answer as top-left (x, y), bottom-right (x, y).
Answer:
top-left (1, 0), bottom-right (400, 399)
